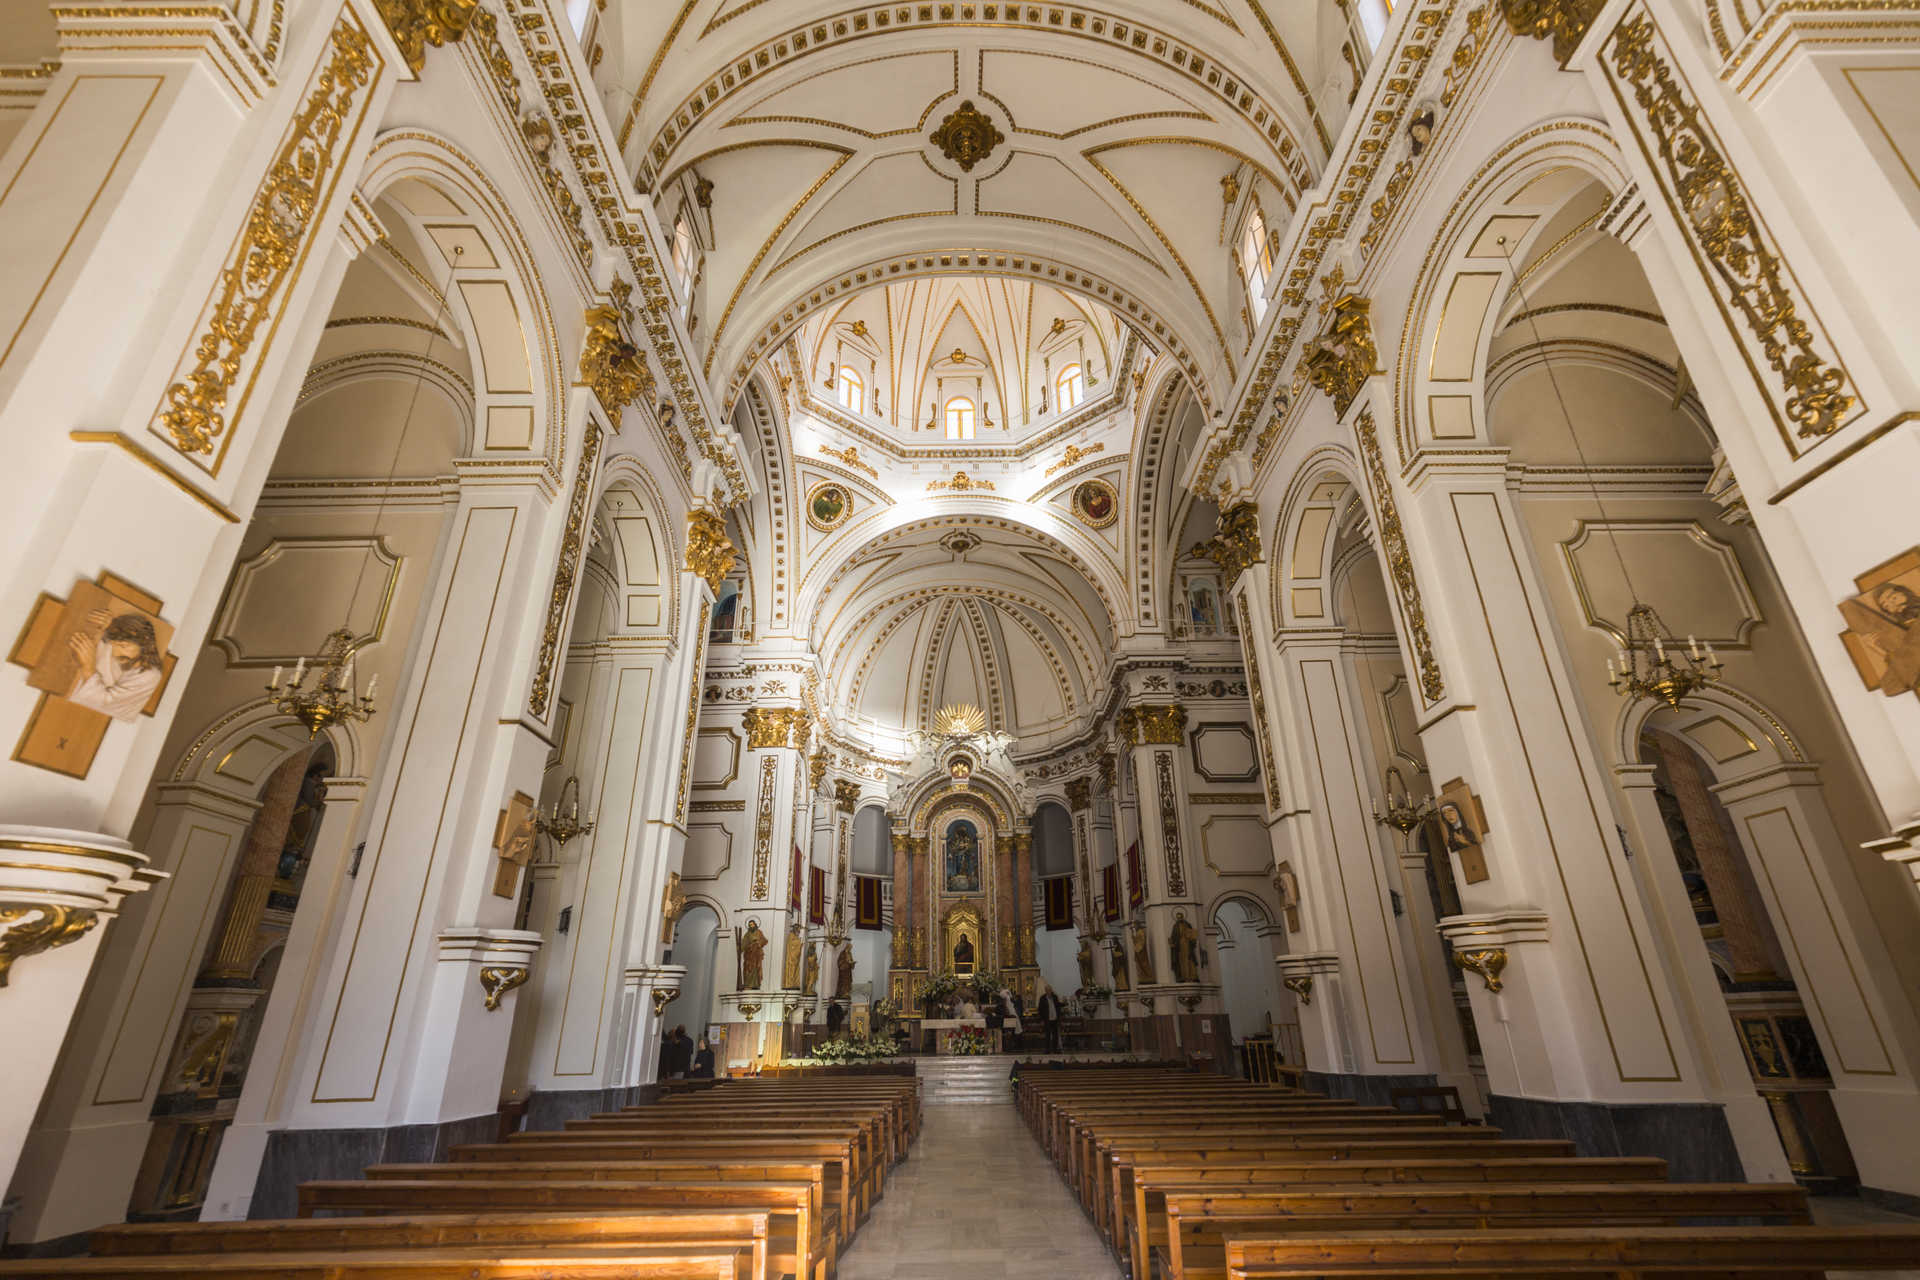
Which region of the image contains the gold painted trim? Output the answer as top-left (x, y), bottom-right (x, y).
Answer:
top-left (77, 433), bottom-right (240, 521)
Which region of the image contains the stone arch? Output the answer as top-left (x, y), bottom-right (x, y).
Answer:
top-left (1267, 445), bottom-right (1365, 631)
top-left (357, 129), bottom-right (568, 471)
top-left (1393, 118), bottom-right (1636, 465)
top-left (592, 455), bottom-right (682, 640)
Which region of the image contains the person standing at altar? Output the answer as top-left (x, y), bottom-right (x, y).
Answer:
top-left (1037, 982), bottom-right (1063, 1053)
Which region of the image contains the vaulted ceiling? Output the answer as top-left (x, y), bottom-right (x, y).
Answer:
top-left (599, 0), bottom-right (1354, 414)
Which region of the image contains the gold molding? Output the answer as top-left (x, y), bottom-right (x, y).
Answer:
top-left (1356, 408), bottom-right (1446, 704)
top-left (1603, 9), bottom-right (1859, 449)
top-left (528, 422), bottom-right (601, 718)
top-left (68, 432), bottom-right (239, 523)
top-left (372, 0), bottom-right (480, 74)
top-left (151, 15), bottom-right (377, 467)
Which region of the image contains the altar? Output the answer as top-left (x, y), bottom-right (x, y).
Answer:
top-left (921, 1016), bottom-right (998, 1054)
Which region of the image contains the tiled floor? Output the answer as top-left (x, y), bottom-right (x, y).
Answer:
top-left (835, 1099), bottom-right (1120, 1279)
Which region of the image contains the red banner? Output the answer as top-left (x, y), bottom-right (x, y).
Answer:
top-left (1102, 863), bottom-right (1122, 920)
top-left (1126, 840), bottom-right (1143, 907)
top-left (808, 865), bottom-right (827, 923)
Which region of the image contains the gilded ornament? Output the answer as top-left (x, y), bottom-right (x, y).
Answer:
top-left (1301, 293), bottom-right (1380, 417)
top-left (1237, 596), bottom-right (1284, 811)
top-left (579, 305), bottom-right (653, 416)
top-left (1155, 750), bottom-right (1187, 898)
top-left (660, 871), bottom-right (686, 944)
top-left (152, 19), bottom-right (375, 459)
top-left (1605, 13), bottom-right (1855, 442)
top-left (685, 508), bottom-right (737, 593)
top-left (1454, 946), bottom-right (1509, 992)
top-left (1355, 410), bottom-right (1446, 703)
top-left (819, 443), bottom-right (879, 478)
top-left (1190, 501), bottom-right (1263, 585)
top-left (529, 422), bottom-right (602, 717)
top-left (0, 904), bottom-right (99, 987)
top-left (1282, 974), bottom-right (1314, 1004)
top-left (1046, 442), bottom-right (1107, 477)
top-left (649, 986), bottom-right (680, 1016)
top-left (478, 964), bottom-right (529, 1011)
top-left (929, 99), bottom-right (1005, 172)
top-left (673, 619), bottom-right (708, 824)
top-left (834, 778), bottom-right (861, 812)
top-left (809, 748), bottom-right (830, 791)
top-left (743, 707), bottom-right (808, 750)
top-left (751, 754), bottom-right (777, 899)
top-left (932, 702), bottom-right (988, 737)
top-left (1122, 704), bottom-right (1188, 746)
top-left (1499, 0), bottom-right (1603, 64)
top-left (927, 471), bottom-right (995, 493)
top-left (1066, 778), bottom-right (1092, 810)
top-left (374, 0), bottom-right (481, 73)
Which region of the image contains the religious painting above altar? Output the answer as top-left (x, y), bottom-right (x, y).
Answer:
top-left (944, 818), bottom-right (981, 893)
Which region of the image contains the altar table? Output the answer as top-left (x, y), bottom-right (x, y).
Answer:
top-left (920, 1017), bottom-right (1000, 1054)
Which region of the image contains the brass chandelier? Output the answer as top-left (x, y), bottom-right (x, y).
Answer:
top-left (267, 632), bottom-right (376, 738)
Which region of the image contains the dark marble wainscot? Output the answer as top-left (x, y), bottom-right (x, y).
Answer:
top-left (248, 1111), bottom-right (500, 1219)
top-left (1487, 1093), bottom-right (1744, 1183)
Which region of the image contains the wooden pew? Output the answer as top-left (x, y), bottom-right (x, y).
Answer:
top-left (1093, 1130), bottom-right (1557, 1247)
top-left (85, 1212), bottom-right (771, 1280)
top-left (294, 1179), bottom-right (829, 1280)
top-left (451, 1135), bottom-right (868, 1227)
top-left (0, 1245), bottom-right (754, 1279)
top-left (1161, 1181), bottom-right (1812, 1280)
top-left (1122, 1156), bottom-right (1665, 1280)
top-left (1221, 1225), bottom-right (1920, 1278)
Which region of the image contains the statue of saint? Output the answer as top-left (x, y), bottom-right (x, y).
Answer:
top-left (738, 919), bottom-right (767, 990)
top-left (1131, 925), bottom-right (1156, 984)
top-left (1110, 936), bottom-right (1131, 990)
top-left (945, 820), bottom-right (980, 893)
top-left (1169, 911), bottom-right (1199, 983)
top-left (1076, 935), bottom-right (1095, 989)
top-left (782, 924), bottom-right (804, 989)
top-left (802, 940), bottom-right (820, 995)
top-left (836, 945), bottom-right (855, 998)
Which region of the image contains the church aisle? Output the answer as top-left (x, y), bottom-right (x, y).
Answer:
top-left (835, 1094), bottom-right (1119, 1279)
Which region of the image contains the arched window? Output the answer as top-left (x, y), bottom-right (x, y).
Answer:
top-left (1056, 363), bottom-right (1085, 412)
top-left (1239, 205), bottom-right (1272, 322)
top-left (671, 213), bottom-right (693, 289)
top-left (944, 397), bottom-right (976, 441)
top-left (836, 366), bottom-right (864, 413)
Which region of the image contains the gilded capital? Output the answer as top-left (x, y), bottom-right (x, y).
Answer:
top-left (1190, 501), bottom-right (1263, 585)
top-left (1013, 831), bottom-right (1033, 856)
top-left (375, 0), bottom-right (481, 74)
top-left (1097, 751), bottom-right (1117, 792)
top-left (580, 305), bottom-right (653, 417)
top-left (1500, 0), bottom-right (1604, 64)
top-left (685, 508), bottom-right (737, 593)
top-left (1128, 703), bottom-right (1187, 746)
top-left (1065, 778), bottom-right (1093, 810)
top-left (809, 749), bottom-right (830, 791)
top-left (833, 779), bottom-right (861, 812)
top-left (1302, 293), bottom-right (1379, 417)
top-left (0, 904), bottom-right (99, 987)
top-left (742, 707), bottom-right (808, 750)
top-left (1454, 946), bottom-right (1509, 992)
top-left (1116, 708), bottom-right (1139, 748)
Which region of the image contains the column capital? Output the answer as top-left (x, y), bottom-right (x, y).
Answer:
top-left (742, 706), bottom-right (810, 750)
top-left (685, 508), bottom-right (738, 594)
top-left (1117, 703), bottom-right (1187, 747)
top-left (1066, 777), bottom-right (1092, 810)
top-left (833, 778), bottom-right (861, 811)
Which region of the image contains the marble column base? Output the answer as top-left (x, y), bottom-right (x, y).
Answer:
top-left (523, 1084), bottom-right (660, 1132)
top-left (1303, 1070), bottom-right (1438, 1107)
top-left (247, 1111), bottom-right (499, 1219)
top-left (1487, 1093), bottom-right (1743, 1182)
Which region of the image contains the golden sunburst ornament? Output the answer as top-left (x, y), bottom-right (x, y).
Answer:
top-left (933, 702), bottom-right (987, 737)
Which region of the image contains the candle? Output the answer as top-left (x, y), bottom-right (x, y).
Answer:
top-left (1654, 637), bottom-right (1665, 660)
top-left (1688, 635), bottom-right (1701, 660)
top-left (271, 665), bottom-right (282, 689)
top-left (365, 674), bottom-right (378, 699)
top-left (293, 656), bottom-right (306, 683)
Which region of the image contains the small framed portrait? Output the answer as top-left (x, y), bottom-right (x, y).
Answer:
top-left (1072, 478), bottom-right (1117, 529)
top-left (1430, 777), bottom-right (1491, 884)
top-left (806, 482), bottom-right (849, 531)
top-left (1839, 546), bottom-right (1920, 698)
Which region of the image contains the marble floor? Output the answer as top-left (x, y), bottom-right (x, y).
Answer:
top-left (835, 1099), bottom-right (1120, 1280)
top-left (831, 1097), bottom-right (1920, 1280)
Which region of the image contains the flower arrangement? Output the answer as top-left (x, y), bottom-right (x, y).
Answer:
top-left (970, 969), bottom-right (1003, 999)
top-left (946, 1026), bottom-right (991, 1055)
top-left (794, 1031), bottom-right (899, 1064)
top-left (870, 996), bottom-right (899, 1030)
top-left (920, 970), bottom-right (963, 1004)
top-left (1080, 984), bottom-right (1114, 1004)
